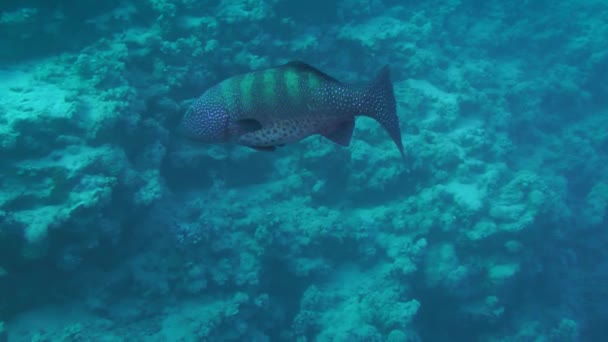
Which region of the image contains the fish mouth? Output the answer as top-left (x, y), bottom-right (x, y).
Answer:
top-left (177, 107), bottom-right (198, 139)
top-left (176, 119), bottom-right (192, 138)
top-left (176, 119), bottom-right (202, 141)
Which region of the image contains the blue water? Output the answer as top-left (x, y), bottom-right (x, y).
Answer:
top-left (1, 1), bottom-right (607, 341)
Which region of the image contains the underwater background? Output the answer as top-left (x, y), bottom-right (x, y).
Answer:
top-left (1, 0), bottom-right (607, 341)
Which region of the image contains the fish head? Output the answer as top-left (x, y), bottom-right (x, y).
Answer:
top-left (179, 92), bottom-right (230, 143)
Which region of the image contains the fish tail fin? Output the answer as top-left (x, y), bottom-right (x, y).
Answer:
top-left (364, 65), bottom-right (406, 161)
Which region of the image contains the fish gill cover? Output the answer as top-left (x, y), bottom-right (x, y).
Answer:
top-left (0, 0), bottom-right (607, 341)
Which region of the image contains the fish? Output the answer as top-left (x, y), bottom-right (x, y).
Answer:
top-left (180, 61), bottom-right (405, 159)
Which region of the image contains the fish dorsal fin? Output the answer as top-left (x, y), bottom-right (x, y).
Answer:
top-left (284, 61), bottom-right (341, 84)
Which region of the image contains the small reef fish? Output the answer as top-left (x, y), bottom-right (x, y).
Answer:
top-left (180, 61), bottom-right (405, 159)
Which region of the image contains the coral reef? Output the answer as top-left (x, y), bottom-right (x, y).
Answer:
top-left (1, 0), bottom-right (606, 340)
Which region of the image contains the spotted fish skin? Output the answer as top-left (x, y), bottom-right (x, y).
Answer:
top-left (180, 61), bottom-right (405, 158)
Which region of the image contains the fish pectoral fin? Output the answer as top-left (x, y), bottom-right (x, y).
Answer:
top-left (236, 118), bottom-right (263, 134)
top-left (247, 145), bottom-right (276, 152)
top-left (320, 119), bottom-right (356, 147)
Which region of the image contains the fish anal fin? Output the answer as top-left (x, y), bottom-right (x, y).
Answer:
top-left (284, 61), bottom-right (341, 84)
top-left (248, 145), bottom-right (276, 152)
top-left (320, 119), bottom-right (355, 147)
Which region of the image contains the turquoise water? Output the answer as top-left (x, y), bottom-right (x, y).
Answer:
top-left (0, 1), bottom-right (606, 341)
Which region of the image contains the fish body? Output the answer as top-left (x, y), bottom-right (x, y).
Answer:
top-left (180, 61), bottom-right (405, 158)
